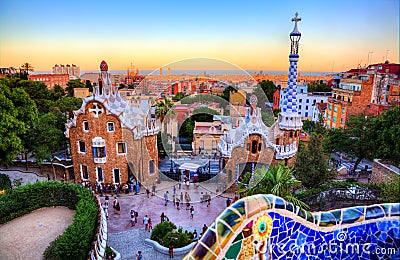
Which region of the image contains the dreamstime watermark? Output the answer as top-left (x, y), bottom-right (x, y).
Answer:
top-left (268, 231), bottom-right (397, 256)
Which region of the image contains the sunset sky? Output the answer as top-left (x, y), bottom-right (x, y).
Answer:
top-left (0, 0), bottom-right (398, 72)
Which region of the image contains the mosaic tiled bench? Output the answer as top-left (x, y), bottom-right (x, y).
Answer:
top-left (184, 194), bottom-right (399, 259)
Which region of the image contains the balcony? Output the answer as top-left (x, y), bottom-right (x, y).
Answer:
top-left (94, 157), bottom-right (106, 164)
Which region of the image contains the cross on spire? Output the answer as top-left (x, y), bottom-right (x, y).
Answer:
top-left (292, 12), bottom-right (301, 26)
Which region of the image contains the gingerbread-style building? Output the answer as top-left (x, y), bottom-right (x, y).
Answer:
top-left (218, 13), bottom-right (303, 186)
top-left (65, 61), bottom-right (159, 186)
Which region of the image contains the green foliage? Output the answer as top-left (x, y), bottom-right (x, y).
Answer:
top-left (18, 79), bottom-right (52, 113)
top-left (380, 175), bottom-right (400, 203)
top-left (155, 97), bottom-right (174, 122)
top-left (302, 120), bottom-right (315, 134)
top-left (0, 181), bottom-right (98, 260)
top-left (65, 79), bottom-right (85, 97)
top-left (307, 81), bottom-right (331, 92)
top-left (239, 163), bottom-right (308, 209)
top-left (172, 92), bottom-right (185, 101)
top-left (162, 230), bottom-right (192, 248)
top-left (191, 107), bottom-right (219, 122)
top-left (85, 80), bottom-right (93, 93)
top-left (179, 119), bottom-right (195, 142)
top-left (253, 80), bottom-right (277, 105)
top-left (55, 97), bottom-right (83, 119)
top-left (150, 221), bottom-right (177, 242)
top-left (50, 85), bottom-right (66, 101)
top-left (12, 178), bottom-right (23, 188)
top-left (0, 174), bottom-right (12, 190)
top-left (150, 221), bottom-right (192, 248)
top-left (220, 86), bottom-right (238, 102)
top-left (295, 135), bottom-right (336, 189)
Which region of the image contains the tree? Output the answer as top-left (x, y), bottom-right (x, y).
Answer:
top-left (50, 84), bottom-right (66, 101)
top-left (253, 80), bottom-right (277, 105)
top-left (55, 97), bottom-right (83, 119)
top-left (17, 79), bottom-right (52, 113)
top-left (65, 79), bottom-right (85, 97)
top-left (295, 114), bottom-right (335, 188)
top-left (295, 136), bottom-right (336, 189)
top-left (19, 63), bottom-right (34, 79)
top-left (220, 86), bottom-right (238, 102)
top-left (369, 106), bottom-right (400, 165)
top-left (155, 97), bottom-right (174, 122)
top-left (0, 85), bottom-right (26, 166)
top-left (85, 80), bottom-right (93, 93)
top-left (239, 163), bottom-right (308, 209)
top-left (172, 92), bottom-right (185, 101)
top-left (307, 81), bottom-right (331, 92)
top-left (191, 107), bottom-right (219, 122)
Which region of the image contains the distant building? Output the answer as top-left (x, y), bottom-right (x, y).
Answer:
top-left (279, 85), bottom-right (330, 119)
top-left (74, 88), bottom-right (90, 98)
top-left (230, 89), bottom-right (247, 106)
top-left (28, 74), bottom-right (69, 89)
top-left (53, 64), bottom-right (80, 79)
top-left (0, 67), bottom-right (16, 78)
top-left (312, 102), bottom-right (327, 122)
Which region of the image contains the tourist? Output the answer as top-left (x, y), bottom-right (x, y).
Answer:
top-left (180, 192), bottom-right (183, 206)
top-left (102, 203), bottom-right (109, 219)
top-left (226, 197), bottom-right (231, 207)
top-left (164, 191), bottom-right (169, 206)
top-left (143, 215), bottom-right (150, 231)
top-left (193, 229), bottom-right (198, 241)
top-left (202, 224), bottom-right (207, 235)
top-left (190, 206), bottom-right (194, 219)
top-left (136, 250), bottom-right (143, 260)
top-left (146, 188), bottom-right (150, 198)
top-left (148, 218), bottom-right (153, 231)
top-left (152, 183), bottom-right (156, 196)
top-left (168, 243), bottom-right (174, 258)
top-left (130, 209), bottom-right (136, 227)
top-left (115, 201), bottom-right (120, 214)
top-left (175, 196), bottom-right (180, 210)
top-left (185, 192), bottom-right (191, 210)
top-left (113, 197), bottom-right (118, 214)
top-left (161, 212), bottom-right (165, 223)
top-left (173, 185), bottom-right (176, 195)
top-left (205, 192), bottom-right (211, 207)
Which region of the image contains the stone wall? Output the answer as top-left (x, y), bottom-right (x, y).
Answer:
top-left (372, 159), bottom-right (400, 183)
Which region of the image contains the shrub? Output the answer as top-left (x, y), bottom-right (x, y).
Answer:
top-left (162, 230), bottom-right (192, 248)
top-left (0, 181), bottom-right (98, 260)
top-left (150, 221), bottom-right (176, 243)
top-left (0, 173), bottom-right (11, 190)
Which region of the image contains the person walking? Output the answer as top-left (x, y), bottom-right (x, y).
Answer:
top-left (164, 191), bottom-right (169, 206)
top-left (143, 215), bottom-right (150, 231)
top-left (136, 251), bottom-right (143, 260)
top-left (152, 183), bottom-right (156, 196)
top-left (161, 212), bottom-right (165, 223)
top-left (148, 218), bottom-right (153, 231)
top-left (202, 224), bottom-right (208, 235)
top-left (185, 192), bottom-right (191, 210)
top-left (146, 188), bottom-right (150, 198)
top-left (190, 206), bottom-right (194, 219)
top-left (226, 197), bottom-right (231, 207)
top-left (130, 209), bottom-right (136, 227)
top-left (168, 243), bottom-right (174, 258)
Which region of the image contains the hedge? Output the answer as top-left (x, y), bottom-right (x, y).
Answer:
top-left (0, 181), bottom-right (98, 260)
top-left (150, 221), bottom-right (193, 248)
top-left (0, 173), bottom-right (11, 190)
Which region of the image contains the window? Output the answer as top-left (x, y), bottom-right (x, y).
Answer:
top-left (299, 105), bottom-right (302, 110)
top-left (149, 160), bottom-right (155, 174)
top-left (306, 99), bottom-right (309, 103)
top-left (328, 105), bottom-right (332, 110)
top-left (113, 169), bottom-right (120, 183)
top-left (305, 112), bottom-right (308, 117)
top-left (306, 106), bottom-right (308, 110)
top-left (340, 118), bottom-right (344, 124)
top-left (334, 106), bottom-right (337, 112)
top-left (299, 99), bottom-right (303, 103)
top-left (107, 122), bottom-right (115, 132)
top-left (117, 142), bottom-right (127, 154)
top-left (83, 121), bottom-right (89, 131)
top-left (342, 108), bottom-right (345, 113)
top-left (78, 141), bottom-right (86, 153)
top-left (328, 115), bottom-right (331, 120)
top-left (251, 140), bottom-right (258, 154)
top-left (96, 167), bottom-right (103, 182)
top-left (93, 147), bottom-right (106, 158)
top-left (80, 164), bottom-right (88, 180)
top-left (333, 116), bottom-right (337, 123)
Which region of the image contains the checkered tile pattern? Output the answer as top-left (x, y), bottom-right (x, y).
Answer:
top-left (282, 60), bottom-right (298, 113)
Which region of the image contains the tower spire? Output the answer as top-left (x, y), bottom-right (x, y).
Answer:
top-left (278, 12), bottom-right (303, 130)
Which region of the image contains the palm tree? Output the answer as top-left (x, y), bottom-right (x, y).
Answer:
top-left (239, 163), bottom-right (309, 209)
top-left (20, 63), bottom-right (34, 79)
top-left (155, 97), bottom-right (174, 122)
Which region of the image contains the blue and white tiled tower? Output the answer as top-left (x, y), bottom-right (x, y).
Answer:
top-left (278, 12), bottom-right (303, 130)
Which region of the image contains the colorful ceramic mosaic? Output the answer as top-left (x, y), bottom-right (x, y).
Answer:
top-left (184, 194), bottom-right (400, 259)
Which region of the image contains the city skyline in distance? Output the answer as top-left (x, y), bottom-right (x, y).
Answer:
top-left (0, 0), bottom-right (398, 72)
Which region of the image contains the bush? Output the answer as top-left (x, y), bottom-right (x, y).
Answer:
top-left (0, 181), bottom-right (98, 260)
top-left (162, 230), bottom-right (192, 248)
top-left (0, 173), bottom-right (11, 190)
top-left (150, 221), bottom-right (176, 243)
top-left (150, 221), bottom-right (193, 248)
